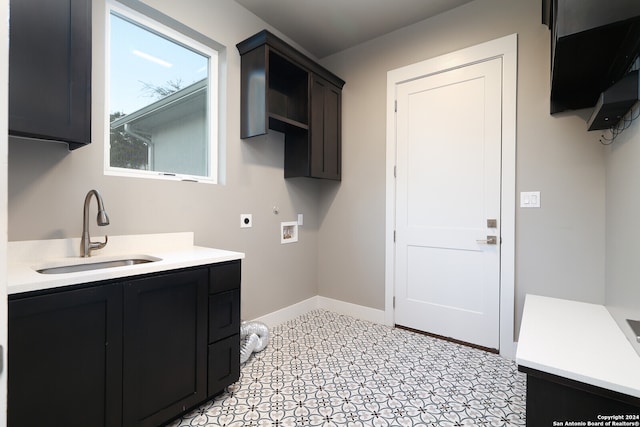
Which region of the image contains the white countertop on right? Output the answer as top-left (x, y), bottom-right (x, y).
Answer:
top-left (516, 294), bottom-right (640, 398)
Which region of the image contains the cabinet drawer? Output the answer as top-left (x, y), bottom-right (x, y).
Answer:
top-left (209, 260), bottom-right (241, 293)
top-left (208, 334), bottom-right (240, 396)
top-left (209, 289), bottom-right (240, 343)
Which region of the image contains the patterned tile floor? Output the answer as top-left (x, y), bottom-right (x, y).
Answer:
top-left (171, 310), bottom-right (526, 426)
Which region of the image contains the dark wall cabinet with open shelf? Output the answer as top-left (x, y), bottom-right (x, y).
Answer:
top-left (237, 30), bottom-right (345, 181)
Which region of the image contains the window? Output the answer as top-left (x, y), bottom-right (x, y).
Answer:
top-left (106, 1), bottom-right (219, 183)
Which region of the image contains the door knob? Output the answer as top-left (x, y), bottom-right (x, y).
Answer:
top-left (477, 235), bottom-right (497, 245)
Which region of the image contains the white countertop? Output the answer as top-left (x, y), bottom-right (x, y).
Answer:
top-left (8, 232), bottom-right (244, 295)
top-left (516, 294), bottom-right (640, 398)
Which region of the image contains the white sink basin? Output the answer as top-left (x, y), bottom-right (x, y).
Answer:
top-left (35, 255), bottom-right (162, 274)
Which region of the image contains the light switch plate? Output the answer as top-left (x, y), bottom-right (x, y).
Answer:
top-left (520, 191), bottom-right (541, 208)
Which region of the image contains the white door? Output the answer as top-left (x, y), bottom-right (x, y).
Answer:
top-left (394, 57), bottom-right (503, 350)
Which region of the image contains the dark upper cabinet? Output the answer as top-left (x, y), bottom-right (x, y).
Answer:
top-left (237, 30), bottom-right (345, 180)
top-left (310, 76), bottom-right (341, 180)
top-left (542, 0), bottom-right (640, 113)
top-left (8, 283), bottom-right (123, 427)
top-left (8, 0), bottom-right (92, 149)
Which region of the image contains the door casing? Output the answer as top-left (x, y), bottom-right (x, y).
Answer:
top-left (385, 34), bottom-right (518, 359)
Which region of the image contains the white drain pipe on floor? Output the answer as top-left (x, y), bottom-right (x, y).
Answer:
top-left (240, 321), bottom-right (269, 364)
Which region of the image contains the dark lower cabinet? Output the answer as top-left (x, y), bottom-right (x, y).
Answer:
top-left (8, 260), bottom-right (242, 427)
top-left (208, 261), bottom-right (241, 395)
top-left (123, 269), bottom-right (208, 427)
top-left (520, 366), bottom-right (640, 426)
top-left (8, 283), bottom-right (123, 427)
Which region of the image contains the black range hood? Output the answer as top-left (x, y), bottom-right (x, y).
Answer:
top-left (543, 0), bottom-right (640, 114)
top-left (587, 70), bottom-right (639, 130)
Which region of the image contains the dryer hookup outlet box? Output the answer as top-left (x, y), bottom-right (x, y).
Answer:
top-left (240, 214), bottom-right (252, 228)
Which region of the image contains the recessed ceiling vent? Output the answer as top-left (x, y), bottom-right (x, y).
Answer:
top-left (587, 70), bottom-right (639, 131)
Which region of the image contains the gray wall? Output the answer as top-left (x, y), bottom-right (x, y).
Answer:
top-left (8, 0), bottom-right (611, 338)
top-left (605, 108), bottom-right (640, 353)
top-left (318, 0), bottom-right (607, 338)
top-left (8, 0), bottom-right (323, 321)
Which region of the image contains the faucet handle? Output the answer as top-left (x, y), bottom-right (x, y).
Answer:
top-left (89, 235), bottom-right (109, 252)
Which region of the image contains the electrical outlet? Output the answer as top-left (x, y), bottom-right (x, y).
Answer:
top-left (240, 214), bottom-right (252, 228)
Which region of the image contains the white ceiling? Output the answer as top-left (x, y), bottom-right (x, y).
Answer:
top-left (234, 0), bottom-right (474, 58)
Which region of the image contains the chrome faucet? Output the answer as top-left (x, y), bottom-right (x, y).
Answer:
top-left (81, 189), bottom-right (110, 257)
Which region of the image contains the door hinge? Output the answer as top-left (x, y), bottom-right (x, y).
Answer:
top-left (394, 166), bottom-right (397, 178)
top-left (393, 230), bottom-right (396, 242)
top-left (394, 100), bottom-right (397, 112)
top-left (393, 296), bottom-right (396, 308)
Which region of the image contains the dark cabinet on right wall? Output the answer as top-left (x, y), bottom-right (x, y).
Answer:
top-left (237, 30), bottom-right (345, 181)
top-left (542, 0), bottom-right (640, 114)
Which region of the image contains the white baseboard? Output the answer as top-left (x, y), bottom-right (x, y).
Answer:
top-left (251, 296), bottom-right (385, 328)
top-left (249, 297), bottom-right (518, 361)
top-left (316, 296), bottom-right (386, 324)
top-left (251, 296), bottom-right (319, 328)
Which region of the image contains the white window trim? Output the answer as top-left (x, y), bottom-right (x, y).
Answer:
top-left (104, 0), bottom-right (219, 184)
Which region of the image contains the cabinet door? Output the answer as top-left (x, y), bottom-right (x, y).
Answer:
top-left (8, 0), bottom-right (91, 148)
top-left (123, 269), bottom-right (208, 427)
top-left (310, 76), bottom-right (342, 180)
top-left (8, 284), bottom-right (122, 427)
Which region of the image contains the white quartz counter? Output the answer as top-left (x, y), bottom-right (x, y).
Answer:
top-left (516, 294), bottom-right (640, 398)
top-left (8, 232), bottom-right (244, 295)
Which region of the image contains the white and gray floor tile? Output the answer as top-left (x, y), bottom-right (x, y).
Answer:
top-left (171, 310), bottom-right (526, 426)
